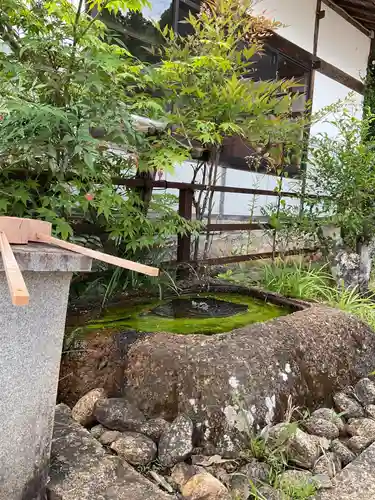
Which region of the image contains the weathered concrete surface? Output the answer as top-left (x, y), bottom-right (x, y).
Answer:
top-left (0, 243), bottom-right (91, 272)
top-left (317, 441), bottom-right (375, 500)
top-left (0, 244), bottom-right (91, 500)
top-left (48, 404), bottom-right (175, 500)
top-left (124, 306), bottom-right (375, 449)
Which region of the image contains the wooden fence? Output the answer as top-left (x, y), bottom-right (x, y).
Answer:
top-left (112, 177), bottom-right (320, 266)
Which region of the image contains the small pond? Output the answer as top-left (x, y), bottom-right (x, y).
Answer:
top-left (84, 293), bottom-right (290, 335)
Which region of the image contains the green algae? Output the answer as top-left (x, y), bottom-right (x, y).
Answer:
top-left (85, 293), bottom-right (289, 335)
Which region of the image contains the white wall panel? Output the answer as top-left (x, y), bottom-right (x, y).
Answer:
top-left (165, 161), bottom-right (221, 217)
top-left (223, 169), bottom-right (268, 217)
top-left (252, 0), bottom-right (316, 52)
top-left (222, 168), bottom-right (301, 217)
top-left (317, 6), bottom-right (370, 79)
top-left (310, 72), bottom-right (363, 138)
top-left (306, 73), bottom-right (363, 194)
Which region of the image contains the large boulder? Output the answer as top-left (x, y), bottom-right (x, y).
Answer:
top-left (317, 441), bottom-right (375, 500)
top-left (123, 306), bottom-right (375, 449)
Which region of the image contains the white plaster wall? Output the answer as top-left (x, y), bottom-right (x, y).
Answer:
top-left (306, 72), bottom-right (363, 195)
top-left (165, 161), bottom-right (302, 218)
top-left (311, 72), bottom-right (363, 137)
top-left (252, 0), bottom-right (316, 53)
top-left (222, 168), bottom-right (301, 218)
top-left (164, 161), bottom-right (222, 217)
top-left (317, 5), bottom-right (370, 80)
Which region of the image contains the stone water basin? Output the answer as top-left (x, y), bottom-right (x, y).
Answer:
top-left (59, 283), bottom-right (375, 451)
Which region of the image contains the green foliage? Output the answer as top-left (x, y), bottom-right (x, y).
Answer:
top-left (150, 0), bottom-right (306, 260)
top-left (0, 0), bottom-right (306, 299)
top-left (237, 406), bottom-right (314, 499)
top-left (321, 285), bottom-right (375, 331)
top-left (0, 0), bottom-right (195, 268)
top-left (276, 478), bottom-right (317, 500)
top-left (258, 261), bottom-right (375, 330)
top-left (364, 59), bottom-right (375, 139)
top-left (219, 260), bottom-right (375, 332)
top-left (260, 261), bottom-right (332, 300)
top-left (306, 108), bottom-right (375, 249)
top-left (153, 0), bottom-right (304, 162)
top-left (266, 107), bottom-right (375, 253)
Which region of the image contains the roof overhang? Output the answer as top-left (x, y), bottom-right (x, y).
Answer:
top-left (324, 0), bottom-right (375, 36)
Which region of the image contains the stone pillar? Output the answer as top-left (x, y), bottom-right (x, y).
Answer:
top-left (0, 244), bottom-right (92, 500)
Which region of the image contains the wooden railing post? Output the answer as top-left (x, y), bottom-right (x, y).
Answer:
top-left (177, 188), bottom-right (193, 264)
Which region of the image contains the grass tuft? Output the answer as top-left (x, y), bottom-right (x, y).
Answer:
top-left (260, 261), bottom-right (332, 301)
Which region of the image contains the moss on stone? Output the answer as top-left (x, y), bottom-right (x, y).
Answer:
top-left (85, 293), bottom-right (289, 335)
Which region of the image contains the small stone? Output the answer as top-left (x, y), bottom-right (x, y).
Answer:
top-left (229, 473), bottom-right (250, 500)
top-left (181, 472), bottom-right (230, 500)
top-left (149, 470), bottom-right (174, 493)
top-left (310, 435), bottom-right (331, 452)
top-left (347, 417), bottom-right (375, 441)
top-left (313, 452), bottom-right (342, 478)
top-left (311, 408), bottom-right (345, 433)
top-left (333, 392), bottom-right (364, 419)
top-left (90, 424), bottom-right (106, 439)
top-left (253, 485), bottom-right (282, 499)
top-left (110, 432), bottom-right (157, 465)
top-left (289, 430), bottom-right (324, 469)
top-left (330, 439), bottom-right (356, 466)
top-left (267, 422), bottom-right (297, 446)
top-left (191, 455), bottom-right (233, 467)
top-left (229, 459), bottom-right (270, 499)
top-left (278, 469), bottom-right (313, 488)
top-left (138, 418), bottom-right (170, 441)
top-left (170, 462), bottom-right (201, 489)
top-left (158, 414), bottom-right (193, 467)
top-left (192, 454), bottom-right (211, 465)
top-left (365, 404), bottom-right (375, 419)
top-left (304, 417), bottom-right (340, 439)
top-left (346, 435), bottom-right (373, 453)
top-left (279, 469), bottom-right (332, 491)
top-left (290, 430), bottom-right (323, 469)
top-left (355, 378), bottom-right (375, 405)
top-left (206, 465), bottom-right (230, 485)
top-left (267, 423), bottom-right (323, 469)
top-left (241, 459), bottom-right (270, 483)
top-left (98, 430), bottom-right (121, 446)
top-left (94, 397), bottom-right (145, 431)
top-left (71, 388), bottom-right (106, 426)
top-left (311, 474), bottom-right (333, 489)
